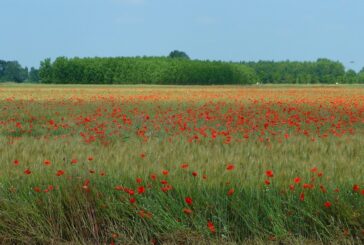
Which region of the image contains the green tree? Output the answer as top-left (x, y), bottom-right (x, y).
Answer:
top-left (39, 58), bottom-right (53, 83)
top-left (344, 69), bottom-right (357, 84)
top-left (168, 50), bottom-right (190, 60)
top-left (29, 67), bottom-right (40, 82)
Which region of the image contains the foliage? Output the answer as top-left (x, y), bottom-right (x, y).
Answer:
top-left (242, 58), bottom-right (350, 84)
top-left (168, 50), bottom-right (190, 60)
top-left (0, 60), bottom-right (28, 82)
top-left (39, 57), bottom-right (257, 85)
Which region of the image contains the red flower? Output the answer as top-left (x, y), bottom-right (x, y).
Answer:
top-left (56, 170), bottom-right (65, 176)
top-left (136, 178), bottom-right (142, 183)
top-left (180, 163), bottom-right (189, 169)
top-left (115, 185), bottom-right (124, 191)
top-left (87, 156), bottom-right (93, 161)
top-left (192, 171), bottom-right (198, 177)
top-left (150, 173), bottom-right (157, 181)
top-left (24, 169), bottom-right (31, 175)
top-left (44, 159), bottom-right (51, 166)
top-left (138, 186), bottom-right (145, 194)
top-left (140, 153), bottom-right (145, 158)
top-left (294, 177), bottom-right (301, 184)
top-left (183, 208), bottom-right (192, 214)
top-left (310, 167), bottom-right (318, 173)
top-left (207, 221), bottom-right (216, 233)
top-left (353, 184), bottom-right (360, 192)
top-left (82, 179), bottom-right (90, 189)
top-left (71, 159), bottom-right (78, 164)
top-left (299, 192), bottom-right (305, 201)
top-left (289, 184), bottom-right (295, 191)
top-left (265, 170), bottom-right (274, 178)
top-left (185, 197), bottom-right (193, 205)
top-left (162, 170), bottom-right (169, 176)
top-left (129, 197), bottom-right (136, 204)
top-left (324, 201), bottom-right (331, 208)
top-left (361, 189), bottom-right (364, 195)
top-left (33, 187), bottom-right (41, 193)
top-left (13, 160), bottom-right (20, 166)
top-left (227, 188), bottom-right (235, 196)
top-left (264, 179), bottom-right (270, 185)
top-left (226, 164), bottom-right (235, 171)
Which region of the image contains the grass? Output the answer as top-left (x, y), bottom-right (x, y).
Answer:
top-left (0, 85), bottom-right (363, 244)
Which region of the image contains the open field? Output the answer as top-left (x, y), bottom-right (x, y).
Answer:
top-left (0, 85), bottom-right (363, 244)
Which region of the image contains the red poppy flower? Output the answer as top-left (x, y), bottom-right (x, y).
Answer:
top-left (294, 177), bottom-right (301, 184)
top-left (192, 171), bottom-right (198, 177)
top-left (33, 187), bottom-right (41, 193)
top-left (136, 178), bottom-right (142, 183)
top-left (353, 184), bottom-right (360, 192)
top-left (24, 169), bottom-right (31, 175)
top-left (56, 170), bottom-right (65, 176)
top-left (183, 208), bottom-right (192, 214)
top-left (180, 163), bottom-right (189, 169)
top-left (138, 186), bottom-right (145, 194)
top-left (44, 160), bottom-right (51, 166)
top-left (13, 160), bottom-right (19, 166)
top-left (185, 197), bottom-right (193, 205)
top-left (264, 179), bottom-right (270, 185)
top-left (150, 173), bottom-right (157, 181)
top-left (324, 201), bottom-right (331, 208)
top-left (265, 170), bottom-right (274, 178)
top-left (207, 221), bottom-right (216, 233)
top-left (226, 164), bottom-right (235, 171)
top-left (227, 188), bottom-right (235, 196)
top-left (299, 192), bottom-right (305, 201)
top-left (87, 156), bottom-right (93, 161)
top-left (162, 170), bottom-right (169, 176)
top-left (129, 197), bottom-right (136, 204)
top-left (115, 185), bottom-right (124, 191)
top-left (71, 159), bottom-right (78, 164)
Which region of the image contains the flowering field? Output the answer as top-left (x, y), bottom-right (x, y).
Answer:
top-left (0, 84), bottom-right (363, 244)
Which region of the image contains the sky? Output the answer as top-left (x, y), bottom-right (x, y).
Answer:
top-left (1, 0), bottom-right (363, 71)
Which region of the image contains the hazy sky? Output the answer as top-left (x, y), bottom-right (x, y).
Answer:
top-left (1, 0), bottom-right (363, 71)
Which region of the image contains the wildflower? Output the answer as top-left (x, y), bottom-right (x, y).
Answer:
top-left (183, 208), bottom-right (192, 214)
top-left (265, 170), bottom-right (274, 178)
top-left (56, 170), bottom-right (65, 176)
top-left (299, 192), bottom-right (305, 201)
top-left (324, 201), bottom-right (331, 208)
top-left (207, 221), bottom-right (216, 233)
top-left (24, 169), bottom-right (31, 175)
top-left (44, 160), bottom-right (51, 166)
top-left (226, 164), bottom-right (235, 171)
top-left (137, 186), bottom-right (145, 194)
top-left (227, 188), bottom-right (235, 196)
top-left (294, 177), bottom-right (301, 184)
top-left (185, 197), bottom-right (193, 205)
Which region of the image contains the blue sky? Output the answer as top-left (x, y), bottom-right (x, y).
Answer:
top-left (1, 0), bottom-right (363, 71)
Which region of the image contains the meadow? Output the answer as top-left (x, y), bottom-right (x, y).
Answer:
top-left (0, 84), bottom-right (363, 244)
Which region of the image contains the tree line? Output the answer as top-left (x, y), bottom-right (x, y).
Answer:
top-left (0, 60), bottom-right (39, 83)
top-left (1, 52), bottom-right (364, 84)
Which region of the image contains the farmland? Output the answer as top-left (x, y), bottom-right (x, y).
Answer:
top-left (0, 84), bottom-right (363, 244)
